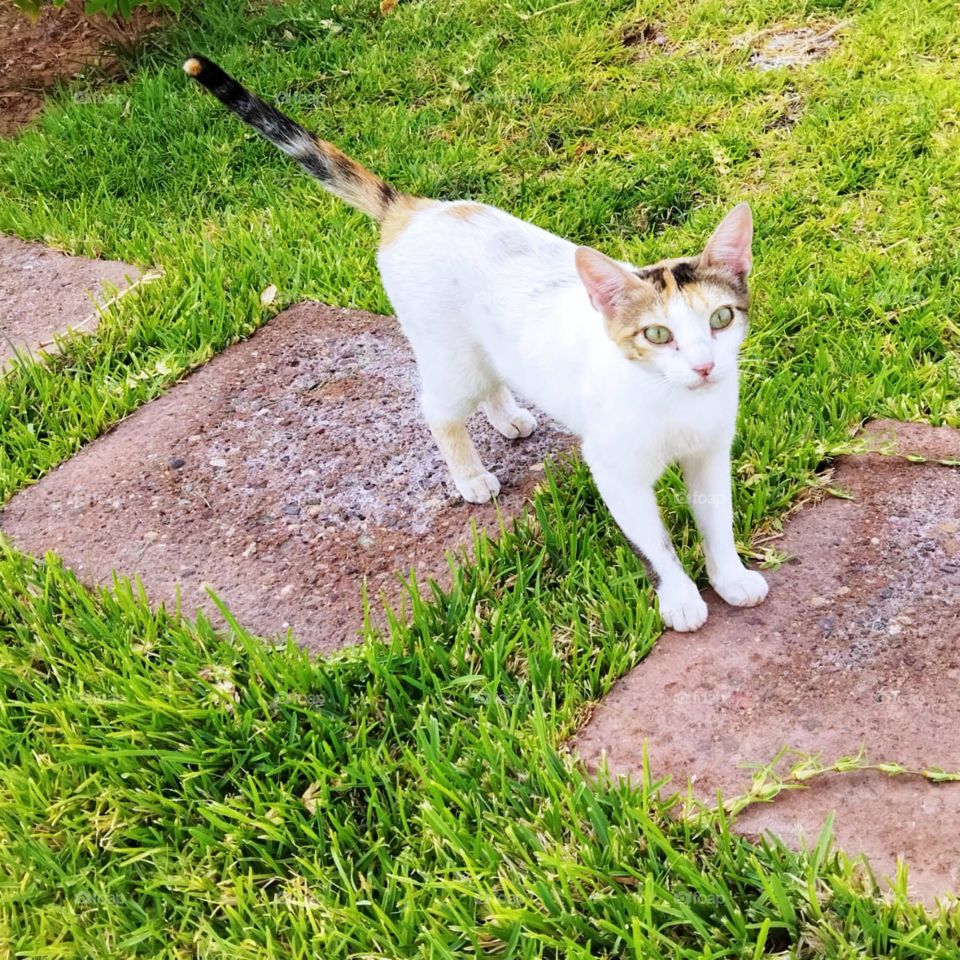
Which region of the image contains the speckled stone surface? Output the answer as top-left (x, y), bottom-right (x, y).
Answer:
top-left (573, 420), bottom-right (960, 904)
top-left (0, 301), bottom-right (572, 651)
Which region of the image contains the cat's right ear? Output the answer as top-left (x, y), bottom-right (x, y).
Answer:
top-left (575, 247), bottom-right (638, 317)
top-left (701, 202), bottom-right (752, 278)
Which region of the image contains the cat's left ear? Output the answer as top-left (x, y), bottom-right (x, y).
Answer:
top-left (701, 202), bottom-right (752, 278)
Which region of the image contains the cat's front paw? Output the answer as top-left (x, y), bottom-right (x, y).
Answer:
top-left (711, 568), bottom-right (768, 608)
top-left (657, 579), bottom-right (708, 632)
top-left (455, 470), bottom-right (501, 504)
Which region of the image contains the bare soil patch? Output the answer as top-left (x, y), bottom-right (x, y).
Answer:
top-left (573, 420), bottom-right (960, 904)
top-left (0, 0), bottom-right (161, 136)
top-left (0, 233), bottom-right (142, 367)
top-left (736, 22), bottom-right (847, 72)
top-left (0, 301), bottom-right (572, 652)
top-left (620, 20), bottom-right (670, 59)
top-left (763, 83), bottom-right (804, 132)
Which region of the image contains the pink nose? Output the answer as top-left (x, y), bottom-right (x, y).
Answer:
top-left (693, 362), bottom-right (715, 379)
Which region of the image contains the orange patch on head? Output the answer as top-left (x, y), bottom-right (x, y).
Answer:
top-left (660, 267), bottom-right (678, 297)
top-left (575, 246), bottom-right (664, 361)
top-left (638, 256), bottom-right (749, 313)
top-left (605, 284), bottom-right (662, 360)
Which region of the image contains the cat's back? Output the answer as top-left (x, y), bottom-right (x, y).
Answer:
top-left (378, 198), bottom-right (575, 293)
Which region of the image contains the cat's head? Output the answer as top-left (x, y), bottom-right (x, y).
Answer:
top-left (575, 203), bottom-right (752, 390)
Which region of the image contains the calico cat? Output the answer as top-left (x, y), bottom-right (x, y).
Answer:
top-left (183, 56), bottom-right (768, 631)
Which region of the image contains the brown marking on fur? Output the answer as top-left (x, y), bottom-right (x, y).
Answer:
top-left (632, 546), bottom-right (661, 587)
top-left (446, 202), bottom-right (485, 222)
top-left (637, 256), bottom-right (749, 312)
top-left (603, 278), bottom-right (661, 361)
top-left (379, 196), bottom-right (436, 248)
top-left (604, 256), bottom-right (751, 362)
top-left (680, 282), bottom-right (713, 314)
top-left (690, 274), bottom-right (749, 313)
top-left (303, 134), bottom-right (407, 221)
top-left (378, 180), bottom-right (400, 210)
top-left (705, 272), bottom-right (749, 310)
top-left (676, 279), bottom-right (746, 319)
top-left (326, 143), bottom-right (362, 184)
top-left (184, 59), bottom-right (407, 223)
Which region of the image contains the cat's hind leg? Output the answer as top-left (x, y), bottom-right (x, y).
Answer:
top-left (481, 384), bottom-right (538, 440)
top-left (415, 348), bottom-right (501, 504)
top-left (428, 418), bottom-right (500, 503)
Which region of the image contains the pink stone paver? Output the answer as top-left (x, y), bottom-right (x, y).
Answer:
top-left (0, 233), bottom-right (142, 367)
top-left (0, 301), bottom-right (572, 652)
top-left (573, 420), bottom-right (960, 904)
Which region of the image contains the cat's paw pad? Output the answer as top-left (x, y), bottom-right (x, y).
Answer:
top-left (455, 471), bottom-right (501, 504)
top-left (657, 581), bottom-right (708, 632)
top-left (712, 569), bottom-right (768, 608)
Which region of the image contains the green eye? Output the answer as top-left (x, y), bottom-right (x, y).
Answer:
top-left (643, 325), bottom-right (673, 345)
top-left (710, 306), bottom-right (735, 330)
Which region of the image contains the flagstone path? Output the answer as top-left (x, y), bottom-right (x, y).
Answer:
top-left (0, 300), bottom-right (571, 651)
top-left (0, 234), bottom-right (142, 367)
top-left (2, 232), bottom-right (958, 902)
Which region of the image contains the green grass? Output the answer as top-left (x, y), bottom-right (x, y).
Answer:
top-left (1, 0), bottom-right (959, 955)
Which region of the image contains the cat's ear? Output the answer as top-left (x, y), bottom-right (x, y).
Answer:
top-left (701, 202), bottom-right (752, 278)
top-left (575, 247), bottom-right (640, 316)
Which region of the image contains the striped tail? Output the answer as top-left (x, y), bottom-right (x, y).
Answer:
top-left (183, 56), bottom-right (404, 221)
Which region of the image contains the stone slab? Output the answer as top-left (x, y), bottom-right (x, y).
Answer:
top-left (0, 301), bottom-right (571, 652)
top-left (573, 420), bottom-right (960, 904)
top-left (0, 234), bottom-right (142, 367)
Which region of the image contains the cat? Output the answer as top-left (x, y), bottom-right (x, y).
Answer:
top-left (183, 56), bottom-right (768, 631)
